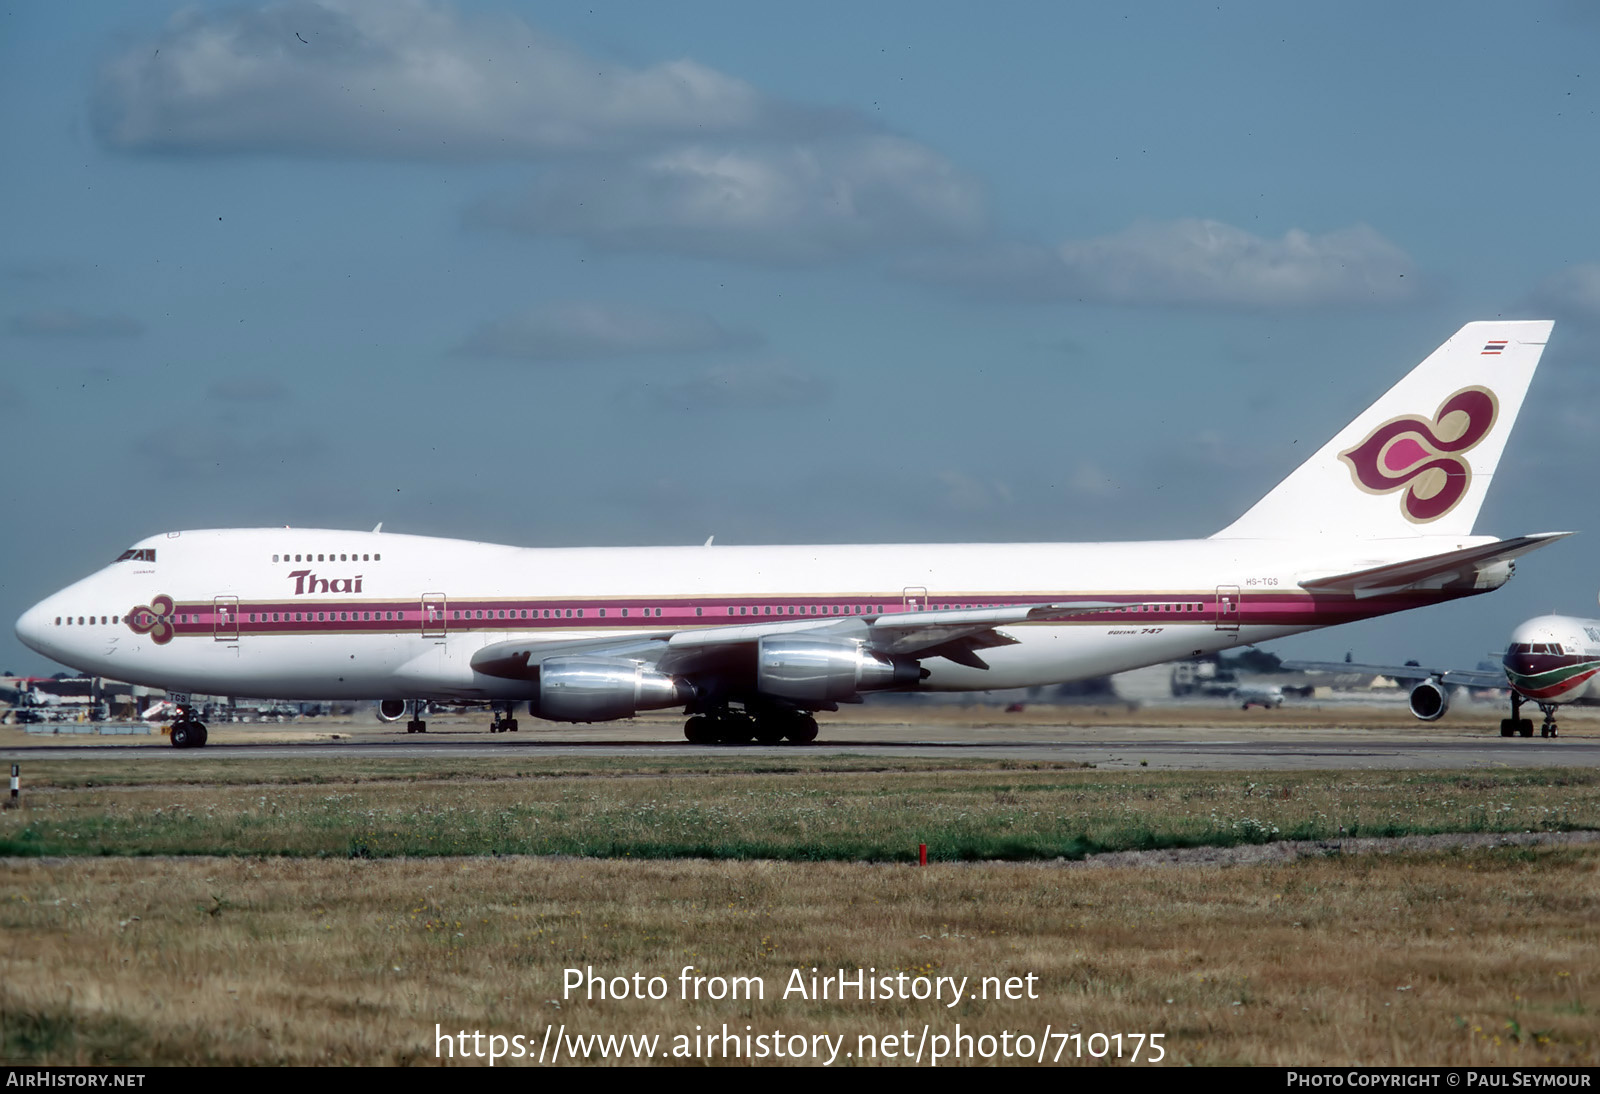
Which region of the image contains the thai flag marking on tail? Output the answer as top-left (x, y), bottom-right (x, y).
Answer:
top-left (1481, 340), bottom-right (1508, 355)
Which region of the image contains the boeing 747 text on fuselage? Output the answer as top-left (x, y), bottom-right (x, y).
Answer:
top-left (15, 321), bottom-right (1568, 747)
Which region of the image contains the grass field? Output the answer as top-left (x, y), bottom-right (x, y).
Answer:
top-left (1, 754), bottom-right (1596, 1066)
top-left (3, 849), bottom-right (1595, 1066)
top-left (2, 757), bottom-right (1596, 861)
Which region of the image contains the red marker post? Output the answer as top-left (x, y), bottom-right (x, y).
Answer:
top-left (918, 843), bottom-right (927, 866)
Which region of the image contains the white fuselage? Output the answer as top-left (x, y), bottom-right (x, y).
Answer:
top-left (15, 527), bottom-right (1509, 706)
top-left (1502, 614), bottom-right (1600, 706)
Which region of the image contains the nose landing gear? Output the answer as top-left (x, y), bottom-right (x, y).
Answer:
top-left (1499, 693), bottom-right (1555, 739)
top-left (168, 698), bottom-right (209, 748)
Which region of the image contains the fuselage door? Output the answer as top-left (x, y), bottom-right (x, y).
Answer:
top-left (902, 586), bottom-right (929, 611)
top-left (1215, 586), bottom-right (1241, 632)
top-left (422, 593), bottom-right (447, 638)
top-left (214, 596), bottom-right (240, 642)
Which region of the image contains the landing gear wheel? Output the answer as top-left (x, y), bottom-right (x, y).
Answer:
top-left (684, 715), bottom-right (715, 744)
top-left (716, 712), bottom-right (756, 744)
top-left (406, 719), bottom-right (427, 734)
top-left (504, 718), bottom-right (518, 733)
top-left (170, 721), bottom-right (193, 748)
top-left (194, 724), bottom-right (208, 747)
top-left (1537, 704), bottom-right (1557, 739)
top-left (752, 717), bottom-right (786, 746)
top-left (785, 714), bottom-right (819, 744)
top-left (1500, 719), bottom-right (1515, 738)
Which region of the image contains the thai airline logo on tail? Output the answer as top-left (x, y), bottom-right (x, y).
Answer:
top-left (1337, 386), bottom-right (1498, 523)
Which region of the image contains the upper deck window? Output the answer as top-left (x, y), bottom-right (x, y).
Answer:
top-left (114, 548), bottom-right (156, 563)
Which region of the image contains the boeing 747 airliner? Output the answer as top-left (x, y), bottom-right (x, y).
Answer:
top-left (15, 321), bottom-right (1568, 747)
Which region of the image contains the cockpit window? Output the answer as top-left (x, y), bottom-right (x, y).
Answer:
top-left (114, 548), bottom-right (157, 563)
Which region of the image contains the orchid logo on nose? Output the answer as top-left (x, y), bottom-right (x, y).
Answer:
top-left (1338, 387), bottom-right (1498, 523)
top-left (127, 594), bottom-right (176, 644)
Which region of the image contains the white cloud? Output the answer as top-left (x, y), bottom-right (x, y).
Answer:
top-left (94, 0), bottom-right (814, 158)
top-left (207, 376), bottom-right (291, 402)
top-left (1531, 264), bottom-right (1600, 320)
top-left (936, 470), bottom-right (1014, 512)
top-left (470, 135), bottom-right (987, 264)
top-left (457, 302), bottom-right (758, 362)
top-left (8, 309), bottom-right (144, 338)
top-left (905, 219), bottom-right (1418, 308)
top-left (626, 361), bottom-right (832, 410)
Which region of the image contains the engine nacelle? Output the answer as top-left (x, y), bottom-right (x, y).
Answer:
top-left (1408, 679), bottom-right (1450, 722)
top-left (376, 699), bottom-right (408, 722)
top-left (757, 637), bottom-right (921, 702)
top-left (538, 657), bottom-right (691, 722)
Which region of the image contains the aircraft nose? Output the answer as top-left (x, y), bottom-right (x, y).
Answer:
top-left (15, 597), bottom-right (57, 658)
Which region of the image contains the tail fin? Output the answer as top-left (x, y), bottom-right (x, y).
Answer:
top-left (1212, 320), bottom-right (1552, 540)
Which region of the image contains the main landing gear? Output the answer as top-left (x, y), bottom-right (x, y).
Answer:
top-left (489, 703), bottom-right (519, 734)
top-left (169, 700), bottom-right (209, 749)
top-left (684, 705), bottom-right (818, 745)
top-left (1499, 693), bottom-right (1556, 739)
top-left (405, 699), bottom-right (427, 734)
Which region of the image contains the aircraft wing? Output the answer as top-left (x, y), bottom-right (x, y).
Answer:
top-left (1282, 660), bottom-right (1507, 689)
top-left (1297, 532), bottom-right (1572, 598)
top-left (470, 600), bottom-right (1131, 681)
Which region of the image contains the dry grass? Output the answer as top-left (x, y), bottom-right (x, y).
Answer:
top-left (3, 756), bottom-right (1595, 1065)
top-left (2, 849), bottom-right (1595, 1066)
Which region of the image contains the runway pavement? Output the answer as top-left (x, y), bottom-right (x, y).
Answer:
top-left (6, 716), bottom-right (1597, 770)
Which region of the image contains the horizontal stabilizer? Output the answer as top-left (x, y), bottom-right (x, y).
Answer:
top-left (1299, 532), bottom-right (1571, 598)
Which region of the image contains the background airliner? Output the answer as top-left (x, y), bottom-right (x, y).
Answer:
top-left (1289, 608), bottom-right (1600, 738)
top-left (15, 321), bottom-right (1566, 747)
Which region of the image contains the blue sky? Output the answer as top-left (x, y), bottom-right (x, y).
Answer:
top-left (4, 1), bottom-right (1598, 677)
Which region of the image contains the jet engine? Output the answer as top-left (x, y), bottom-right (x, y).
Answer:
top-left (1408, 679), bottom-right (1450, 721)
top-left (756, 636), bottom-right (922, 702)
top-left (537, 657), bottom-right (692, 722)
top-left (376, 699), bottom-right (408, 722)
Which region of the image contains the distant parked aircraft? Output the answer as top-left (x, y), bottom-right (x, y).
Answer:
top-left (1287, 612), bottom-right (1600, 738)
